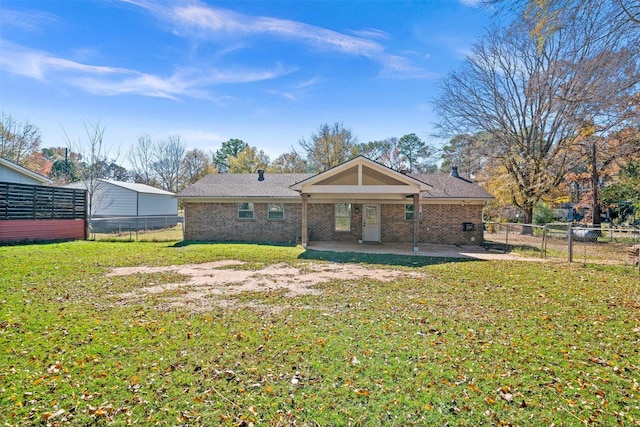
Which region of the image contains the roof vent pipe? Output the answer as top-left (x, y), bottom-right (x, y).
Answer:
top-left (257, 169), bottom-right (265, 181)
top-left (450, 166), bottom-right (459, 178)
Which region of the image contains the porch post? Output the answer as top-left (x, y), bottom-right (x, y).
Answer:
top-left (413, 193), bottom-right (420, 252)
top-left (301, 193), bottom-right (308, 248)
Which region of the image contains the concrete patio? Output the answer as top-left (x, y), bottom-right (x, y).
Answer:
top-left (305, 241), bottom-right (525, 261)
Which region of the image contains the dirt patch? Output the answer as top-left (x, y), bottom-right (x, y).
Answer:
top-left (107, 261), bottom-right (421, 312)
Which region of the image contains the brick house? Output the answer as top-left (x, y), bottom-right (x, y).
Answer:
top-left (178, 156), bottom-right (493, 249)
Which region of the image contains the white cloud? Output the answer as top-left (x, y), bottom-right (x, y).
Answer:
top-left (1, 9), bottom-right (59, 33)
top-left (0, 39), bottom-right (293, 99)
top-left (459, 0), bottom-right (483, 7)
top-left (126, 0), bottom-right (432, 78)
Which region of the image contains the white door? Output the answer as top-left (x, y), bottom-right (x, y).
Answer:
top-left (362, 204), bottom-right (380, 242)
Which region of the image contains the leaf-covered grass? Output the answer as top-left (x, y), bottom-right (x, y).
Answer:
top-left (1, 241), bottom-right (639, 426)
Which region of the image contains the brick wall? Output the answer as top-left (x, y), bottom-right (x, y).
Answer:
top-left (184, 202), bottom-right (301, 243)
top-left (420, 204), bottom-right (484, 245)
top-left (307, 203), bottom-right (361, 242)
top-left (184, 201), bottom-right (484, 245)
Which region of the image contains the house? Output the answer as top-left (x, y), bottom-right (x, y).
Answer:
top-left (62, 179), bottom-right (178, 232)
top-left (1, 158), bottom-right (86, 244)
top-left (0, 157), bottom-right (52, 185)
top-left (178, 156), bottom-right (493, 249)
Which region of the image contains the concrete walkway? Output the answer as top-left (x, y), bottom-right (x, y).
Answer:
top-left (306, 241), bottom-right (537, 261)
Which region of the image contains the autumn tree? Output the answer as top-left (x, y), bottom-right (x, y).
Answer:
top-left (227, 146), bottom-right (270, 173)
top-left (602, 161), bottom-right (640, 224)
top-left (0, 112), bottom-right (44, 172)
top-left (299, 123), bottom-right (357, 172)
top-left (268, 151), bottom-right (308, 173)
top-left (213, 139), bottom-right (248, 173)
top-left (181, 148), bottom-right (214, 185)
top-left (434, 6), bottom-right (640, 229)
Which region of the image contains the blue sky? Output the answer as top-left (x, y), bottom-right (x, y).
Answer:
top-left (0, 0), bottom-right (490, 162)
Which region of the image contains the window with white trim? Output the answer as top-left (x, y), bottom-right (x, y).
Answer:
top-left (405, 204), bottom-right (422, 221)
top-left (335, 203), bottom-right (351, 231)
top-left (238, 202), bottom-right (254, 219)
top-left (267, 203), bottom-right (284, 220)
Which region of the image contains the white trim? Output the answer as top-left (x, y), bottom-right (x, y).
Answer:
top-left (290, 156), bottom-right (430, 193)
top-left (0, 157), bottom-right (52, 184)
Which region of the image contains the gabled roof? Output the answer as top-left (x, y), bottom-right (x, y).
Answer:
top-left (289, 156), bottom-right (431, 193)
top-left (177, 173), bottom-right (313, 198)
top-left (101, 180), bottom-right (175, 196)
top-left (62, 179), bottom-right (175, 196)
top-left (0, 157), bottom-right (52, 184)
top-left (178, 156), bottom-right (493, 202)
top-left (412, 173), bottom-right (494, 200)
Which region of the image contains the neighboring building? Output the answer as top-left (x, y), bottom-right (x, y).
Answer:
top-left (0, 157), bottom-right (51, 185)
top-left (178, 156), bottom-right (493, 248)
top-left (63, 179), bottom-right (178, 232)
top-left (1, 158), bottom-right (86, 244)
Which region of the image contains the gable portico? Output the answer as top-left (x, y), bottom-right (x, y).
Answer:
top-left (290, 156), bottom-right (431, 251)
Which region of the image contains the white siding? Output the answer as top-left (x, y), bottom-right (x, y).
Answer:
top-left (92, 182), bottom-right (137, 217)
top-left (138, 193), bottom-right (177, 216)
top-left (0, 165), bottom-right (44, 185)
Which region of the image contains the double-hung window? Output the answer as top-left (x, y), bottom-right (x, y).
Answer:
top-left (267, 203), bottom-right (284, 220)
top-left (335, 203), bottom-right (351, 231)
top-left (405, 204), bottom-right (422, 221)
top-left (238, 202), bottom-right (254, 219)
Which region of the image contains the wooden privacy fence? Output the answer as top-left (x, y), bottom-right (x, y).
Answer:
top-left (0, 182), bottom-right (87, 243)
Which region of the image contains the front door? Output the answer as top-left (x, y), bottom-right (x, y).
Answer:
top-left (362, 204), bottom-right (380, 242)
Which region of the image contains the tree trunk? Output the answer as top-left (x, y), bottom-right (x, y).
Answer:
top-left (521, 207), bottom-right (534, 235)
top-left (590, 142), bottom-right (602, 227)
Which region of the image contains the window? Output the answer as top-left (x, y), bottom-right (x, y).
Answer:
top-left (238, 202), bottom-right (254, 219)
top-left (405, 204), bottom-right (422, 221)
top-left (268, 203), bottom-right (284, 220)
top-left (335, 203), bottom-right (351, 231)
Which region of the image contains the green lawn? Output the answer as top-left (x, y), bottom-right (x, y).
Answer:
top-left (1, 241), bottom-right (639, 426)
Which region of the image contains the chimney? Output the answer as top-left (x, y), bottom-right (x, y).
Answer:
top-left (450, 166), bottom-right (459, 178)
top-left (257, 169), bottom-right (265, 181)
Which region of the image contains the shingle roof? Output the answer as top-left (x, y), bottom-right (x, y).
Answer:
top-left (411, 173), bottom-right (494, 200)
top-left (178, 171), bottom-right (493, 201)
top-left (177, 173), bottom-right (314, 198)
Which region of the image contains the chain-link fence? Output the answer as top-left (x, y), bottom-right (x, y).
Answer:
top-left (89, 215), bottom-right (183, 241)
top-left (484, 222), bottom-right (640, 269)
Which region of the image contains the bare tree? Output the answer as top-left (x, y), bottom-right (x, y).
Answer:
top-left (434, 7), bottom-right (640, 229)
top-left (152, 135), bottom-right (185, 193)
top-left (64, 121), bottom-right (118, 219)
top-left (299, 123), bottom-right (357, 172)
top-left (485, 0), bottom-right (640, 29)
top-left (128, 134), bottom-right (156, 185)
